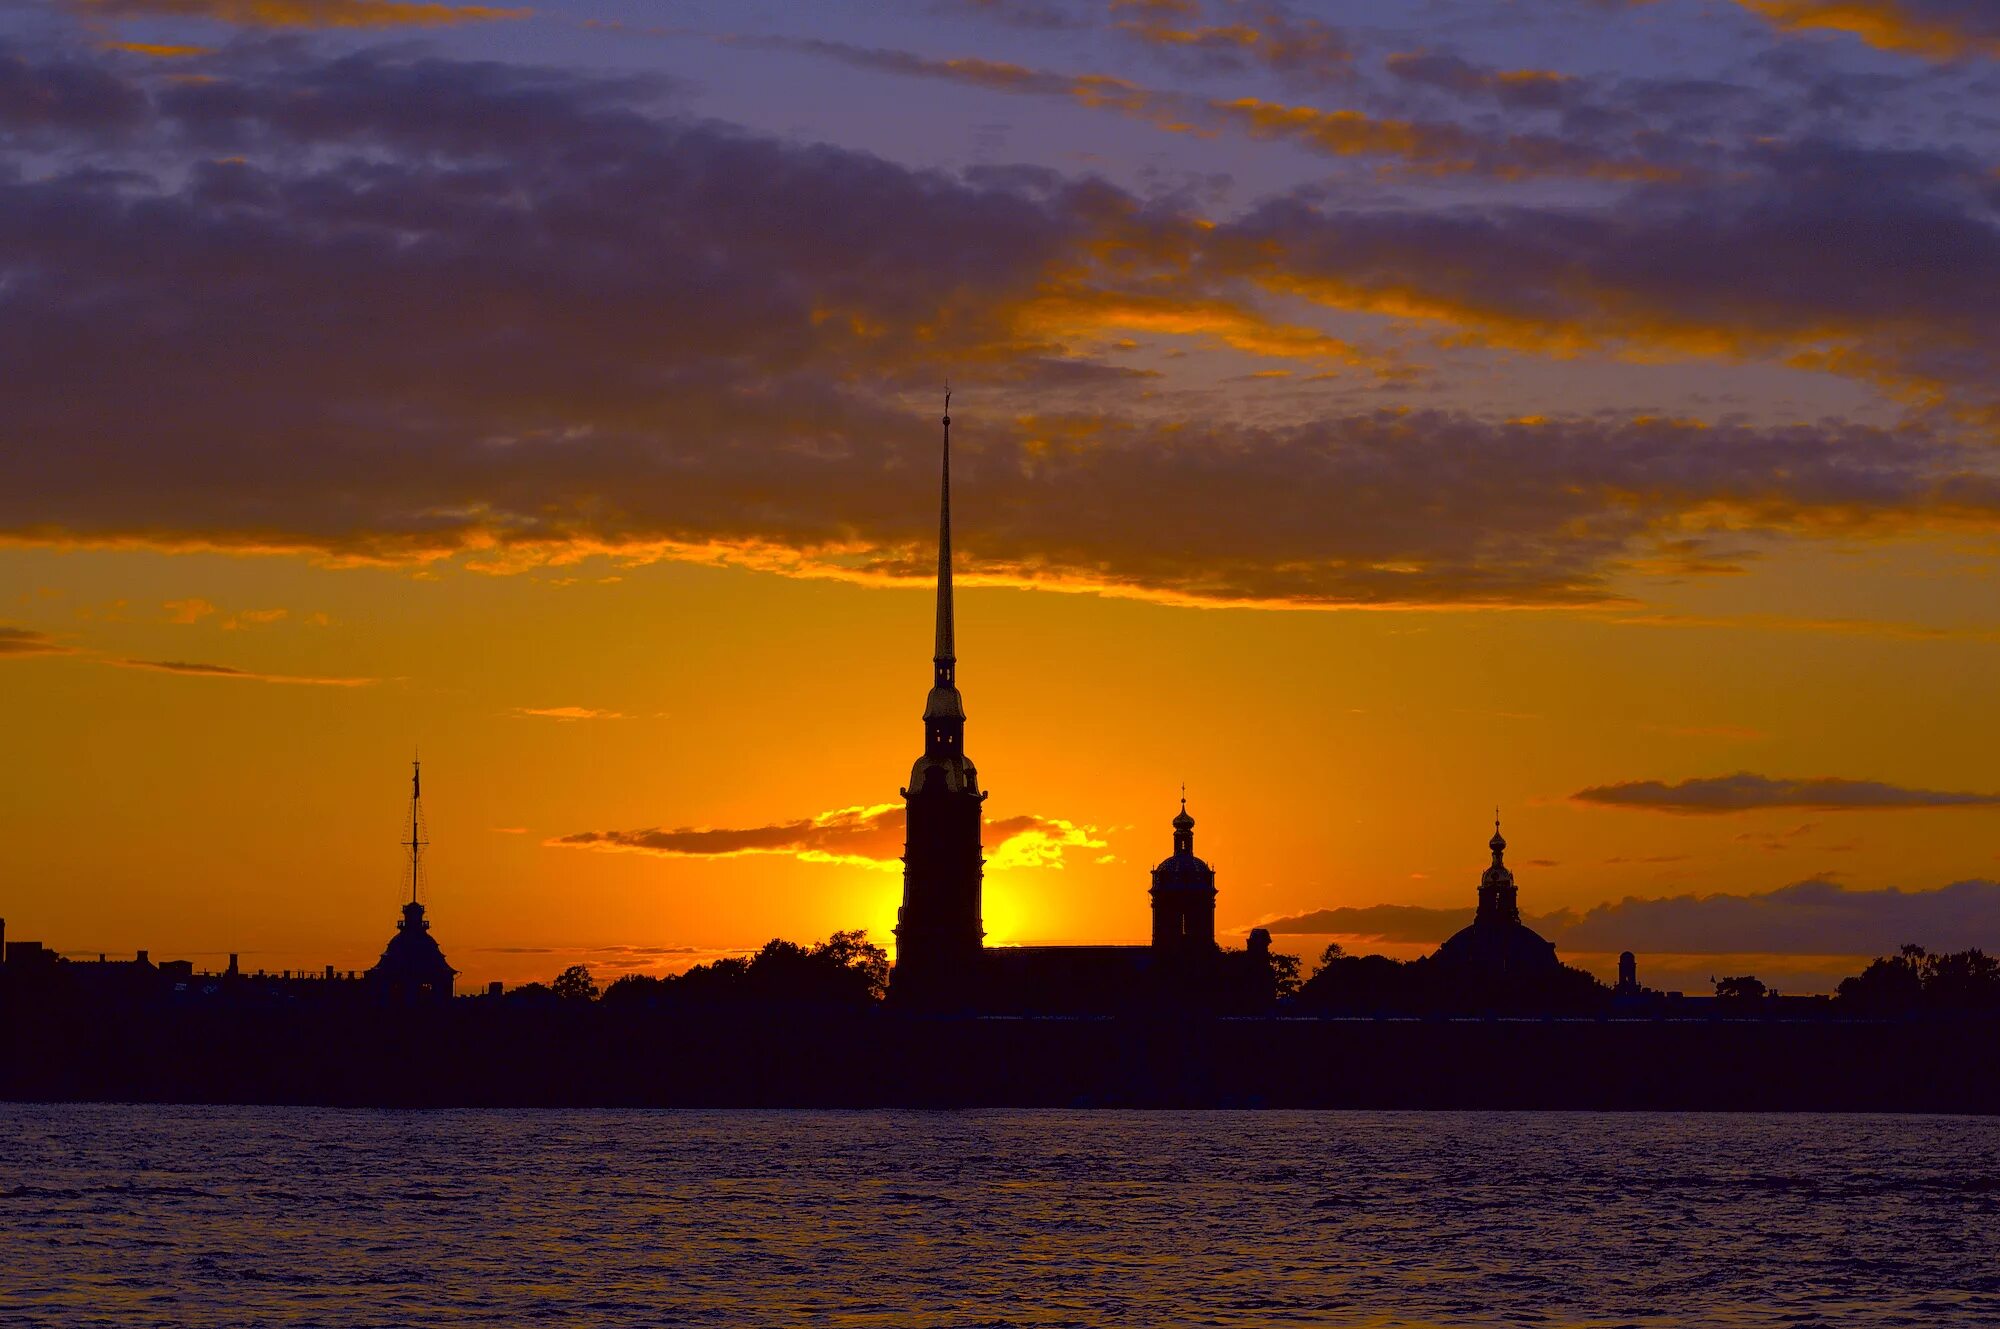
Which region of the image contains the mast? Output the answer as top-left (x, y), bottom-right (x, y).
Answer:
top-left (404, 758), bottom-right (428, 907)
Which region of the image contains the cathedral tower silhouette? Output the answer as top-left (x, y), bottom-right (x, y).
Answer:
top-left (1149, 795), bottom-right (1217, 956)
top-left (889, 399), bottom-right (988, 1008)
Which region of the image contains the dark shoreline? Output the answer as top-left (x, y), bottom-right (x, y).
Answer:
top-left (5, 1006), bottom-right (1996, 1112)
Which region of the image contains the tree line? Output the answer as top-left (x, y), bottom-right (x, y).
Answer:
top-left (498, 933), bottom-right (2000, 1018)
top-left (504, 931), bottom-right (889, 1010)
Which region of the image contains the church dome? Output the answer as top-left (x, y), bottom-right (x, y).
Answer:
top-left (1430, 815), bottom-right (1560, 978)
top-left (1152, 850), bottom-right (1215, 887)
top-left (368, 900), bottom-right (457, 996)
top-left (909, 749), bottom-right (980, 795)
top-left (1151, 797), bottom-right (1215, 890)
top-left (1434, 917), bottom-right (1559, 974)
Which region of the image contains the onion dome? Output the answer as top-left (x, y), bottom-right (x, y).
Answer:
top-left (1153, 795), bottom-right (1215, 890)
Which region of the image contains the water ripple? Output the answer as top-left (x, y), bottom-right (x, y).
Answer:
top-left (0, 1107), bottom-right (1996, 1327)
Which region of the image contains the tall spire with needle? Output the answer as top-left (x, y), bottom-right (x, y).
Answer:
top-left (934, 389), bottom-right (954, 673)
top-left (892, 392), bottom-right (987, 1008)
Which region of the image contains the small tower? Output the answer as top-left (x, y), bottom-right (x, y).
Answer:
top-left (1617, 950), bottom-right (1639, 994)
top-left (1432, 810), bottom-right (1560, 978)
top-left (891, 397), bottom-right (989, 1009)
top-left (1150, 793), bottom-right (1217, 955)
top-left (1475, 811), bottom-right (1520, 926)
top-left (366, 759), bottom-right (457, 1001)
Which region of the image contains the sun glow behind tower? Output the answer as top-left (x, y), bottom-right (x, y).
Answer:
top-left (890, 398), bottom-right (990, 1007)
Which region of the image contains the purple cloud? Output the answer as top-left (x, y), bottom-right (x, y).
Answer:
top-left (1573, 772), bottom-right (2000, 814)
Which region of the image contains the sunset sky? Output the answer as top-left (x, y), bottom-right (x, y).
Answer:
top-left (4, 0), bottom-right (2000, 993)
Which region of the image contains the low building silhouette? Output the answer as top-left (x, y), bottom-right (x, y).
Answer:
top-left (981, 799), bottom-right (1268, 1012)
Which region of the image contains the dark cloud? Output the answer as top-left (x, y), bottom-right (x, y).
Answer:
top-left (0, 44), bottom-right (146, 130)
top-left (557, 804), bottom-right (911, 864)
top-left (0, 625), bottom-right (73, 656)
top-left (1216, 137), bottom-right (2000, 409)
top-left (1266, 878), bottom-right (2000, 956)
top-left (753, 36), bottom-right (1677, 182)
top-left (947, 0), bottom-right (1096, 32)
top-left (949, 0), bottom-right (1354, 79)
top-left (1553, 877), bottom-right (2000, 954)
top-left (1110, 1), bottom-right (1354, 84)
top-left (112, 657), bottom-right (375, 685)
top-left (553, 803), bottom-right (1101, 870)
top-left (1573, 772), bottom-right (2000, 814)
top-left (2, 45), bottom-right (1997, 608)
top-left (1384, 52), bottom-right (1576, 110)
top-left (1260, 902), bottom-right (1474, 942)
top-left (477, 945), bottom-right (708, 955)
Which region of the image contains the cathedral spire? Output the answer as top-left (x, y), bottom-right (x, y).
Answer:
top-left (934, 391), bottom-right (954, 671)
top-left (921, 394), bottom-right (967, 744)
top-left (893, 395), bottom-right (986, 1007)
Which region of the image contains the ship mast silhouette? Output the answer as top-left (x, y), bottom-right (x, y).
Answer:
top-left (368, 757), bottom-right (457, 999)
top-left (404, 757), bottom-right (428, 907)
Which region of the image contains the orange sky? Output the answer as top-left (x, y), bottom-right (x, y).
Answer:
top-left (4, 0), bottom-right (2000, 993)
top-left (6, 528), bottom-right (1997, 992)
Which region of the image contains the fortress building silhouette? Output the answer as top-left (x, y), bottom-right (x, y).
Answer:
top-left (889, 404), bottom-right (1268, 1012)
top-left (365, 759), bottom-right (457, 1001)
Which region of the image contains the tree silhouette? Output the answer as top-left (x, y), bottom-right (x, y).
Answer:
top-left (590, 932), bottom-right (889, 1009)
top-left (551, 964), bottom-right (599, 1002)
top-left (1838, 944), bottom-right (2000, 1014)
top-left (1714, 974), bottom-right (1766, 1004)
top-left (1268, 950), bottom-right (1303, 1001)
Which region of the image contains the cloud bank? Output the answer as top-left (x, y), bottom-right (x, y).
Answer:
top-left (1264, 878), bottom-right (2000, 956)
top-left (1572, 772), bottom-right (2000, 814)
top-left (1, 41), bottom-right (1997, 610)
top-left (0, 625), bottom-right (73, 656)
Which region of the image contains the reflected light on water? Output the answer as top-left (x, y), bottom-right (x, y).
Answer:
top-left (2, 1107), bottom-right (1997, 1327)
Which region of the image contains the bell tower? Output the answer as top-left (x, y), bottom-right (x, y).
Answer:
top-left (1476, 812), bottom-right (1520, 926)
top-left (1150, 793), bottom-right (1217, 955)
top-left (890, 398), bottom-right (988, 1008)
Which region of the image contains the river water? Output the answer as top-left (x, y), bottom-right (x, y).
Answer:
top-left (2, 1106), bottom-right (1996, 1327)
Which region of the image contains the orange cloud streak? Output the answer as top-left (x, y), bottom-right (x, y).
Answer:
top-left (101, 40), bottom-right (215, 56)
top-left (1737, 1), bottom-right (2000, 60)
top-left (72, 0), bottom-right (528, 28)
